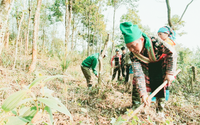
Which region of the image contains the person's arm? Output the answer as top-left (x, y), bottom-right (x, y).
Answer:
top-left (132, 62), bottom-right (147, 97)
top-left (132, 61), bottom-right (149, 106)
top-left (119, 55), bottom-right (122, 65)
top-left (124, 54), bottom-right (128, 65)
top-left (124, 53), bottom-right (131, 65)
top-left (111, 56), bottom-right (114, 67)
top-left (92, 58), bottom-right (98, 76)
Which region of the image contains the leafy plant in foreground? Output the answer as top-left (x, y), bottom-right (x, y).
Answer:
top-left (1, 75), bottom-right (72, 125)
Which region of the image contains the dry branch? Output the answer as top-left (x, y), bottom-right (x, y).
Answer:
top-left (98, 34), bottom-right (110, 85)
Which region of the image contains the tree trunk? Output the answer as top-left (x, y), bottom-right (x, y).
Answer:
top-left (110, 2), bottom-right (116, 75)
top-left (4, 30), bottom-right (9, 48)
top-left (192, 66), bottom-right (196, 82)
top-left (65, 0), bottom-right (72, 54)
top-left (98, 34), bottom-right (109, 85)
top-left (82, 24), bottom-right (85, 56)
top-left (99, 34), bottom-right (102, 52)
top-left (28, 0), bottom-right (42, 73)
top-left (87, 0), bottom-right (91, 56)
top-left (178, 0), bottom-right (194, 24)
top-left (0, 0), bottom-right (10, 41)
top-left (92, 12), bottom-right (97, 54)
top-left (165, 0), bottom-right (173, 28)
top-left (65, 0), bottom-right (69, 53)
top-left (92, 31), bottom-right (95, 54)
top-left (74, 30), bottom-right (77, 51)
top-left (165, 0), bottom-right (194, 30)
top-left (71, 15), bottom-right (75, 51)
top-left (68, 0), bottom-right (72, 52)
top-left (19, 38), bottom-right (23, 67)
top-left (42, 26), bottom-right (45, 51)
top-left (0, 0), bottom-right (13, 54)
top-left (13, 12), bottom-right (25, 70)
top-left (87, 10), bottom-right (90, 56)
top-left (25, 0), bottom-right (32, 56)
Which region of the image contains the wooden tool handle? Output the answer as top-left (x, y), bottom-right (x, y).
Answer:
top-left (132, 69), bottom-right (181, 115)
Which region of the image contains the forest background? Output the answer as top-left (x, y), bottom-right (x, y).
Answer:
top-left (0, 0), bottom-right (200, 124)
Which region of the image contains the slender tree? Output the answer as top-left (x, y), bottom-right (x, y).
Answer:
top-left (0, 0), bottom-right (14, 54)
top-left (86, 0), bottom-right (91, 56)
top-left (65, 0), bottom-right (72, 54)
top-left (165, 0), bottom-right (194, 30)
top-left (12, 11), bottom-right (25, 70)
top-left (71, 15), bottom-right (75, 51)
top-left (29, 0), bottom-right (42, 73)
top-left (25, 0), bottom-right (32, 55)
top-left (98, 34), bottom-right (109, 85)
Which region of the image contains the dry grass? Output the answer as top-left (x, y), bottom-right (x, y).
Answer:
top-left (0, 52), bottom-right (200, 125)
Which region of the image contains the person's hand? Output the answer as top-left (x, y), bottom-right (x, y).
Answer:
top-left (96, 75), bottom-right (98, 78)
top-left (141, 93), bottom-right (150, 107)
top-left (165, 74), bottom-right (175, 86)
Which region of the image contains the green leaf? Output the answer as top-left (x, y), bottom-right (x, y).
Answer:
top-left (116, 116), bottom-right (126, 125)
top-left (28, 76), bottom-right (47, 89)
top-left (80, 108), bottom-right (87, 113)
top-left (40, 87), bottom-right (54, 97)
top-left (131, 119), bottom-right (137, 124)
top-left (19, 107), bottom-right (30, 116)
top-left (28, 75), bottom-right (63, 89)
top-left (110, 117), bottom-right (116, 124)
top-left (21, 106), bottom-right (37, 121)
top-left (2, 90), bottom-right (28, 112)
top-left (12, 110), bottom-right (17, 116)
top-left (166, 120), bottom-right (170, 124)
top-left (133, 115), bottom-right (139, 121)
top-left (0, 87), bottom-right (9, 91)
top-left (18, 117), bottom-right (31, 123)
top-left (17, 98), bottom-right (34, 107)
top-left (147, 115), bottom-right (152, 122)
top-left (5, 116), bottom-right (27, 125)
top-left (43, 75), bottom-right (64, 83)
top-left (44, 106), bottom-right (53, 125)
top-left (38, 97), bottom-right (72, 120)
top-left (42, 122), bottom-right (49, 125)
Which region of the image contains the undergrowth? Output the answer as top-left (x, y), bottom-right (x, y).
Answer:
top-left (0, 50), bottom-right (200, 124)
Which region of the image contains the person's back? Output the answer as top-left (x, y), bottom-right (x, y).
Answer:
top-left (81, 53), bottom-right (99, 88)
top-left (81, 51), bottom-right (107, 89)
top-left (82, 53), bottom-right (99, 69)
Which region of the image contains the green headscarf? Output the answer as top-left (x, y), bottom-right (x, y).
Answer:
top-left (120, 22), bottom-right (151, 49)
